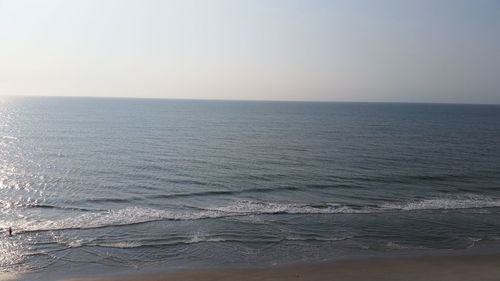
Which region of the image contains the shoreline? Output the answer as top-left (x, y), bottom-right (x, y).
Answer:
top-left (7, 238), bottom-right (500, 281)
top-left (65, 253), bottom-right (500, 281)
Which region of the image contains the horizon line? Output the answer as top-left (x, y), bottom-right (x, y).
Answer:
top-left (2, 94), bottom-right (500, 106)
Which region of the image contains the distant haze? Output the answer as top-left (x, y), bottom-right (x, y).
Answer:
top-left (1, 0), bottom-right (499, 103)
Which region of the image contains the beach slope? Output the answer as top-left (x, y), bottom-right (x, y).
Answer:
top-left (67, 254), bottom-right (500, 281)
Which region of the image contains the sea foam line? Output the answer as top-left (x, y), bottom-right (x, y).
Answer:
top-left (5, 195), bottom-right (500, 233)
top-left (382, 194), bottom-right (500, 211)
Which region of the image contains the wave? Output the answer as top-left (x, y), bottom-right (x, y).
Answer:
top-left (382, 194), bottom-right (500, 211)
top-left (282, 236), bottom-right (351, 242)
top-left (96, 242), bottom-right (144, 249)
top-left (141, 186), bottom-right (301, 201)
top-left (0, 201), bottom-right (101, 212)
top-left (209, 200), bottom-right (363, 215)
top-left (8, 207), bottom-right (221, 234)
top-left (9, 202), bottom-right (360, 234)
top-left (84, 198), bottom-right (137, 204)
top-left (58, 232), bottom-right (352, 250)
top-left (46, 186), bottom-right (304, 205)
top-left (95, 234), bottom-right (352, 248)
top-left (6, 195), bottom-right (500, 234)
top-left (186, 232), bottom-right (227, 244)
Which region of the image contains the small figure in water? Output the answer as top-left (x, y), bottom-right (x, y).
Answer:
top-left (8, 227), bottom-right (12, 237)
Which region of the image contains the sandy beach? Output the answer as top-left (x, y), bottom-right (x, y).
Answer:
top-left (67, 254), bottom-right (500, 281)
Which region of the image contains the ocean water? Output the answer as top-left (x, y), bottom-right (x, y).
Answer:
top-left (1, 97), bottom-right (500, 280)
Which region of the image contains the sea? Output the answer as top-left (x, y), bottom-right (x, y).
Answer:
top-left (1, 97), bottom-right (500, 280)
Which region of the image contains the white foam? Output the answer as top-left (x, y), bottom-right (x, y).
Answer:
top-left (98, 242), bottom-right (143, 249)
top-left (386, 241), bottom-right (406, 249)
top-left (382, 194), bottom-right (500, 211)
top-left (466, 237), bottom-right (482, 248)
top-left (66, 239), bottom-right (85, 248)
top-left (186, 232), bottom-right (226, 244)
top-left (6, 202), bottom-right (366, 233)
top-left (211, 200), bottom-right (363, 215)
top-left (6, 195), bottom-right (500, 234)
top-left (10, 207), bottom-right (222, 233)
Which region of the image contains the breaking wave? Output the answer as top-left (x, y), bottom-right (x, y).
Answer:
top-left (5, 195), bottom-right (500, 234)
top-left (382, 194), bottom-right (500, 211)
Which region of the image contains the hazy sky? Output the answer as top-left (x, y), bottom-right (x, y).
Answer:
top-left (1, 0), bottom-right (499, 103)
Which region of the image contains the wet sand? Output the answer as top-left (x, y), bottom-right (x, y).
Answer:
top-left (67, 254), bottom-right (500, 281)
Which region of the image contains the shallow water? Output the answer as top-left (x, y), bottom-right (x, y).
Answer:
top-left (1, 97), bottom-right (500, 280)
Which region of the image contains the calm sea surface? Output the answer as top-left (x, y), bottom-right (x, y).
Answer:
top-left (1, 97), bottom-right (500, 280)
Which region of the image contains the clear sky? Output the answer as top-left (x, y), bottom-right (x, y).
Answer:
top-left (1, 0), bottom-right (499, 103)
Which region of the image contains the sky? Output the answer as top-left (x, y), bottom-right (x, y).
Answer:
top-left (0, 0), bottom-right (499, 103)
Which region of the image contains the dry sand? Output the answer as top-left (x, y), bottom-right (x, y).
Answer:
top-left (66, 254), bottom-right (500, 281)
